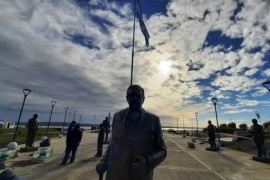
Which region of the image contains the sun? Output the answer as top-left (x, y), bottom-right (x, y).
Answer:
top-left (158, 61), bottom-right (171, 74)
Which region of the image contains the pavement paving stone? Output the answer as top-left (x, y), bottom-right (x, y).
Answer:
top-left (1, 132), bottom-right (270, 180)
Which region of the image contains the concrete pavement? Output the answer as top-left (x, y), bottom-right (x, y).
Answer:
top-left (1, 132), bottom-right (270, 180)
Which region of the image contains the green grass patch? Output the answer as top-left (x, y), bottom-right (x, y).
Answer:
top-left (0, 127), bottom-right (63, 148)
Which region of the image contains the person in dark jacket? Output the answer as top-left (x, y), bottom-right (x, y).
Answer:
top-left (207, 120), bottom-right (216, 149)
top-left (103, 117), bottom-right (110, 142)
top-left (96, 85), bottom-right (167, 180)
top-left (61, 124), bottom-right (83, 165)
top-left (249, 119), bottom-right (267, 158)
top-left (67, 121), bottom-right (76, 138)
top-left (25, 113), bottom-right (39, 147)
top-left (0, 168), bottom-right (23, 180)
top-left (95, 123), bottom-right (105, 157)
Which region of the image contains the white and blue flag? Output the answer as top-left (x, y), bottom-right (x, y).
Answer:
top-left (135, 0), bottom-right (150, 47)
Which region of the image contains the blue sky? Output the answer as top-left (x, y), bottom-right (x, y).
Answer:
top-left (0, 0), bottom-right (270, 129)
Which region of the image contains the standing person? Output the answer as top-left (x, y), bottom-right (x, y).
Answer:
top-left (60, 124), bottom-right (83, 165)
top-left (95, 123), bottom-right (105, 157)
top-left (96, 85), bottom-right (167, 180)
top-left (103, 117), bottom-right (109, 142)
top-left (67, 121), bottom-right (76, 138)
top-left (25, 113), bottom-right (39, 148)
top-left (249, 119), bottom-right (267, 158)
top-left (207, 120), bottom-right (216, 149)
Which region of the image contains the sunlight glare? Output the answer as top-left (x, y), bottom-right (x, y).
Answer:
top-left (159, 61), bottom-right (171, 74)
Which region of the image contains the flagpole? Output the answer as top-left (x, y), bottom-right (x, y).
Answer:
top-left (130, 0), bottom-right (136, 86)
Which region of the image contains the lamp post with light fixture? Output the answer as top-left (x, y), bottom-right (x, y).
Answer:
top-left (6, 103), bottom-right (18, 122)
top-left (177, 118), bottom-right (179, 132)
top-left (62, 107), bottom-right (69, 133)
top-left (195, 112), bottom-right (198, 135)
top-left (262, 81), bottom-right (270, 92)
top-left (46, 101), bottom-right (57, 136)
top-left (79, 114), bottom-right (83, 124)
top-left (262, 81), bottom-right (270, 127)
top-left (13, 89), bottom-right (31, 142)
top-left (73, 111), bottom-right (77, 121)
top-left (182, 113), bottom-right (185, 132)
top-left (211, 97), bottom-right (220, 143)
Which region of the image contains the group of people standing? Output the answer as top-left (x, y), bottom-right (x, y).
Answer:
top-left (207, 118), bottom-right (267, 158)
top-left (25, 114), bottom-right (83, 165)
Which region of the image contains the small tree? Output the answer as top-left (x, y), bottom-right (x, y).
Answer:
top-left (228, 122), bottom-right (236, 129)
top-left (219, 123), bottom-right (227, 133)
top-left (220, 124), bottom-right (227, 128)
top-left (239, 123), bottom-right (248, 131)
top-left (263, 121), bottom-right (270, 130)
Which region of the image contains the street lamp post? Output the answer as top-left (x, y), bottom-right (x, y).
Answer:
top-left (211, 97), bottom-right (220, 143)
top-left (262, 81), bottom-right (270, 92)
top-left (182, 113), bottom-right (185, 132)
top-left (62, 107), bottom-right (69, 133)
top-left (6, 103), bottom-right (18, 122)
top-left (73, 111), bottom-right (77, 121)
top-left (195, 112), bottom-right (198, 135)
top-left (13, 89), bottom-right (31, 142)
top-left (79, 114), bottom-right (82, 124)
top-left (191, 119), bottom-right (194, 134)
top-left (46, 101), bottom-right (57, 137)
top-left (177, 118), bottom-right (178, 132)
top-left (262, 81), bottom-right (270, 126)
top-left (68, 107), bottom-right (73, 122)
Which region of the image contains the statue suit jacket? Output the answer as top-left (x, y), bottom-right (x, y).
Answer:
top-left (100, 108), bottom-right (167, 180)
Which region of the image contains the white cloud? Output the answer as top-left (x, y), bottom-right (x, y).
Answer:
top-left (262, 69), bottom-right (270, 77)
top-left (212, 75), bottom-right (259, 92)
top-left (0, 0), bottom-right (269, 124)
top-left (244, 68), bottom-right (258, 76)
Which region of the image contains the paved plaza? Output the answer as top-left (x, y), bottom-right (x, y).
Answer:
top-left (1, 132), bottom-right (270, 180)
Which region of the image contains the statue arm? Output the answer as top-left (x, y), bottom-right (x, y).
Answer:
top-left (100, 142), bottom-right (111, 163)
top-left (146, 117), bottom-right (167, 170)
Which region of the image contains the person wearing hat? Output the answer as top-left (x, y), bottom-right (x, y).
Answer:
top-left (61, 124), bottom-right (83, 165)
top-left (249, 118), bottom-right (267, 158)
top-left (95, 123), bottom-right (105, 157)
top-left (25, 113), bottom-right (39, 148)
top-left (67, 121), bottom-right (77, 138)
top-left (207, 120), bottom-right (216, 149)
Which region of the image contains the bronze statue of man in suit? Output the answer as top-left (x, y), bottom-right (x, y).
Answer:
top-left (96, 85), bottom-right (167, 180)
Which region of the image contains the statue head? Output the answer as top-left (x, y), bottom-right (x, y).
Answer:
top-left (126, 85), bottom-right (145, 111)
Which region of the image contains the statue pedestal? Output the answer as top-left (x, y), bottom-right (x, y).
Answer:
top-left (206, 147), bottom-right (219, 151)
top-left (19, 147), bottom-right (38, 152)
top-left (252, 156), bottom-right (270, 163)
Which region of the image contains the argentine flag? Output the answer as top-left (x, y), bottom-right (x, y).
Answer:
top-left (135, 0), bottom-right (150, 47)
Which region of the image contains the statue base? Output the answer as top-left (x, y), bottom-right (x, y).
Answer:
top-left (19, 147), bottom-right (38, 152)
top-left (252, 156), bottom-right (270, 163)
top-left (206, 147), bottom-right (219, 151)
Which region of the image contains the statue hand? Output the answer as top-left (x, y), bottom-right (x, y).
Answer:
top-left (96, 161), bottom-right (108, 174)
top-left (132, 156), bottom-right (148, 174)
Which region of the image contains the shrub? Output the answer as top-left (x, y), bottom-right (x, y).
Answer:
top-left (263, 121), bottom-right (270, 130)
top-left (239, 123), bottom-right (248, 131)
top-left (228, 122), bottom-right (236, 129)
